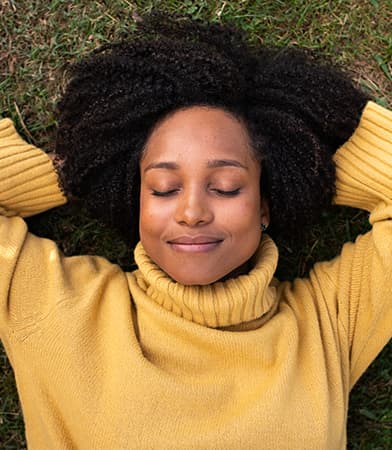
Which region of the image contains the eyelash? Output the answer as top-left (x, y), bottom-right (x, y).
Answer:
top-left (151, 188), bottom-right (241, 197)
top-left (212, 188), bottom-right (241, 197)
top-left (152, 189), bottom-right (179, 197)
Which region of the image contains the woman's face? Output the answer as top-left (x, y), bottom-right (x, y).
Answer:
top-left (139, 106), bottom-right (269, 285)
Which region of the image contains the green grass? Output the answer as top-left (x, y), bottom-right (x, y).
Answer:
top-left (0, 0), bottom-right (391, 448)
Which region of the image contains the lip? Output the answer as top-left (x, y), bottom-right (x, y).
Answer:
top-left (167, 235), bottom-right (224, 253)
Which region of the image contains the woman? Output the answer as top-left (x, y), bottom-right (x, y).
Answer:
top-left (0, 12), bottom-right (391, 449)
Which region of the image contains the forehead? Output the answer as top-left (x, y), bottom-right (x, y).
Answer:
top-left (141, 106), bottom-right (255, 164)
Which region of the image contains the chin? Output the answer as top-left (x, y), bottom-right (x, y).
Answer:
top-left (166, 261), bottom-right (252, 285)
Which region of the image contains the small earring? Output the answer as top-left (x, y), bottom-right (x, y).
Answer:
top-left (261, 223), bottom-right (268, 232)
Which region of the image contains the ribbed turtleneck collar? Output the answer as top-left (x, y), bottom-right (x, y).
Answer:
top-left (133, 235), bottom-right (280, 328)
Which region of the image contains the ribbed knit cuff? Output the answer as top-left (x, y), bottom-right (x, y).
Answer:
top-left (333, 101), bottom-right (392, 212)
top-left (0, 118), bottom-right (67, 217)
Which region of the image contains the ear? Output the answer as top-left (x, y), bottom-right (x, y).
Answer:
top-left (260, 197), bottom-right (270, 227)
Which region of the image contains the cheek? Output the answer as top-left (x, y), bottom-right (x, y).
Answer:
top-left (139, 193), bottom-right (155, 237)
top-left (221, 197), bottom-right (261, 232)
top-left (139, 193), bottom-right (173, 237)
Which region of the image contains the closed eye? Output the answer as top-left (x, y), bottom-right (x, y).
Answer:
top-left (151, 188), bottom-right (241, 197)
top-left (213, 188), bottom-right (241, 197)
top-left (151, 189), bottom-right (179, 197)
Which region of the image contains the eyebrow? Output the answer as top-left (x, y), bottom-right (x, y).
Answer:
top-left (207, 159), bottom-right (247, 169)
top-left (144, 159), bottom-right (247, 173)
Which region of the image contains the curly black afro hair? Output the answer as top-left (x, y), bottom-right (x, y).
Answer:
top-left (55, 11), bottom-right (369, 248)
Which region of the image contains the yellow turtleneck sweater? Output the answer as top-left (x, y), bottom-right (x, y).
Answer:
top-left (0, 102), bottom-right (391, 449)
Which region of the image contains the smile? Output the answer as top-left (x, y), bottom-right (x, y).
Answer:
top-left (167, 236), bottom-right (224, 253)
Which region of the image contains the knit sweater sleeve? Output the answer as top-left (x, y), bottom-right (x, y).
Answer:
top-left (0, 119), bottom-right (121, 343)
top-left (309, 101), bottom-right (392, 388)
top-left (0, 118), bottom-right (66, 217)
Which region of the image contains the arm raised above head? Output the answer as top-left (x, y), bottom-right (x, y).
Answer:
top-left (302, 101), bottom-right (392, 388)
top-left (0, 119), bottom-right (121, 346)
top-left (334, 102), bottom-right (392, 385)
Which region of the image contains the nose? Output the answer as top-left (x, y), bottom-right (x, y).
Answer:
top-left (174, 188), bottom-right (213, 226)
